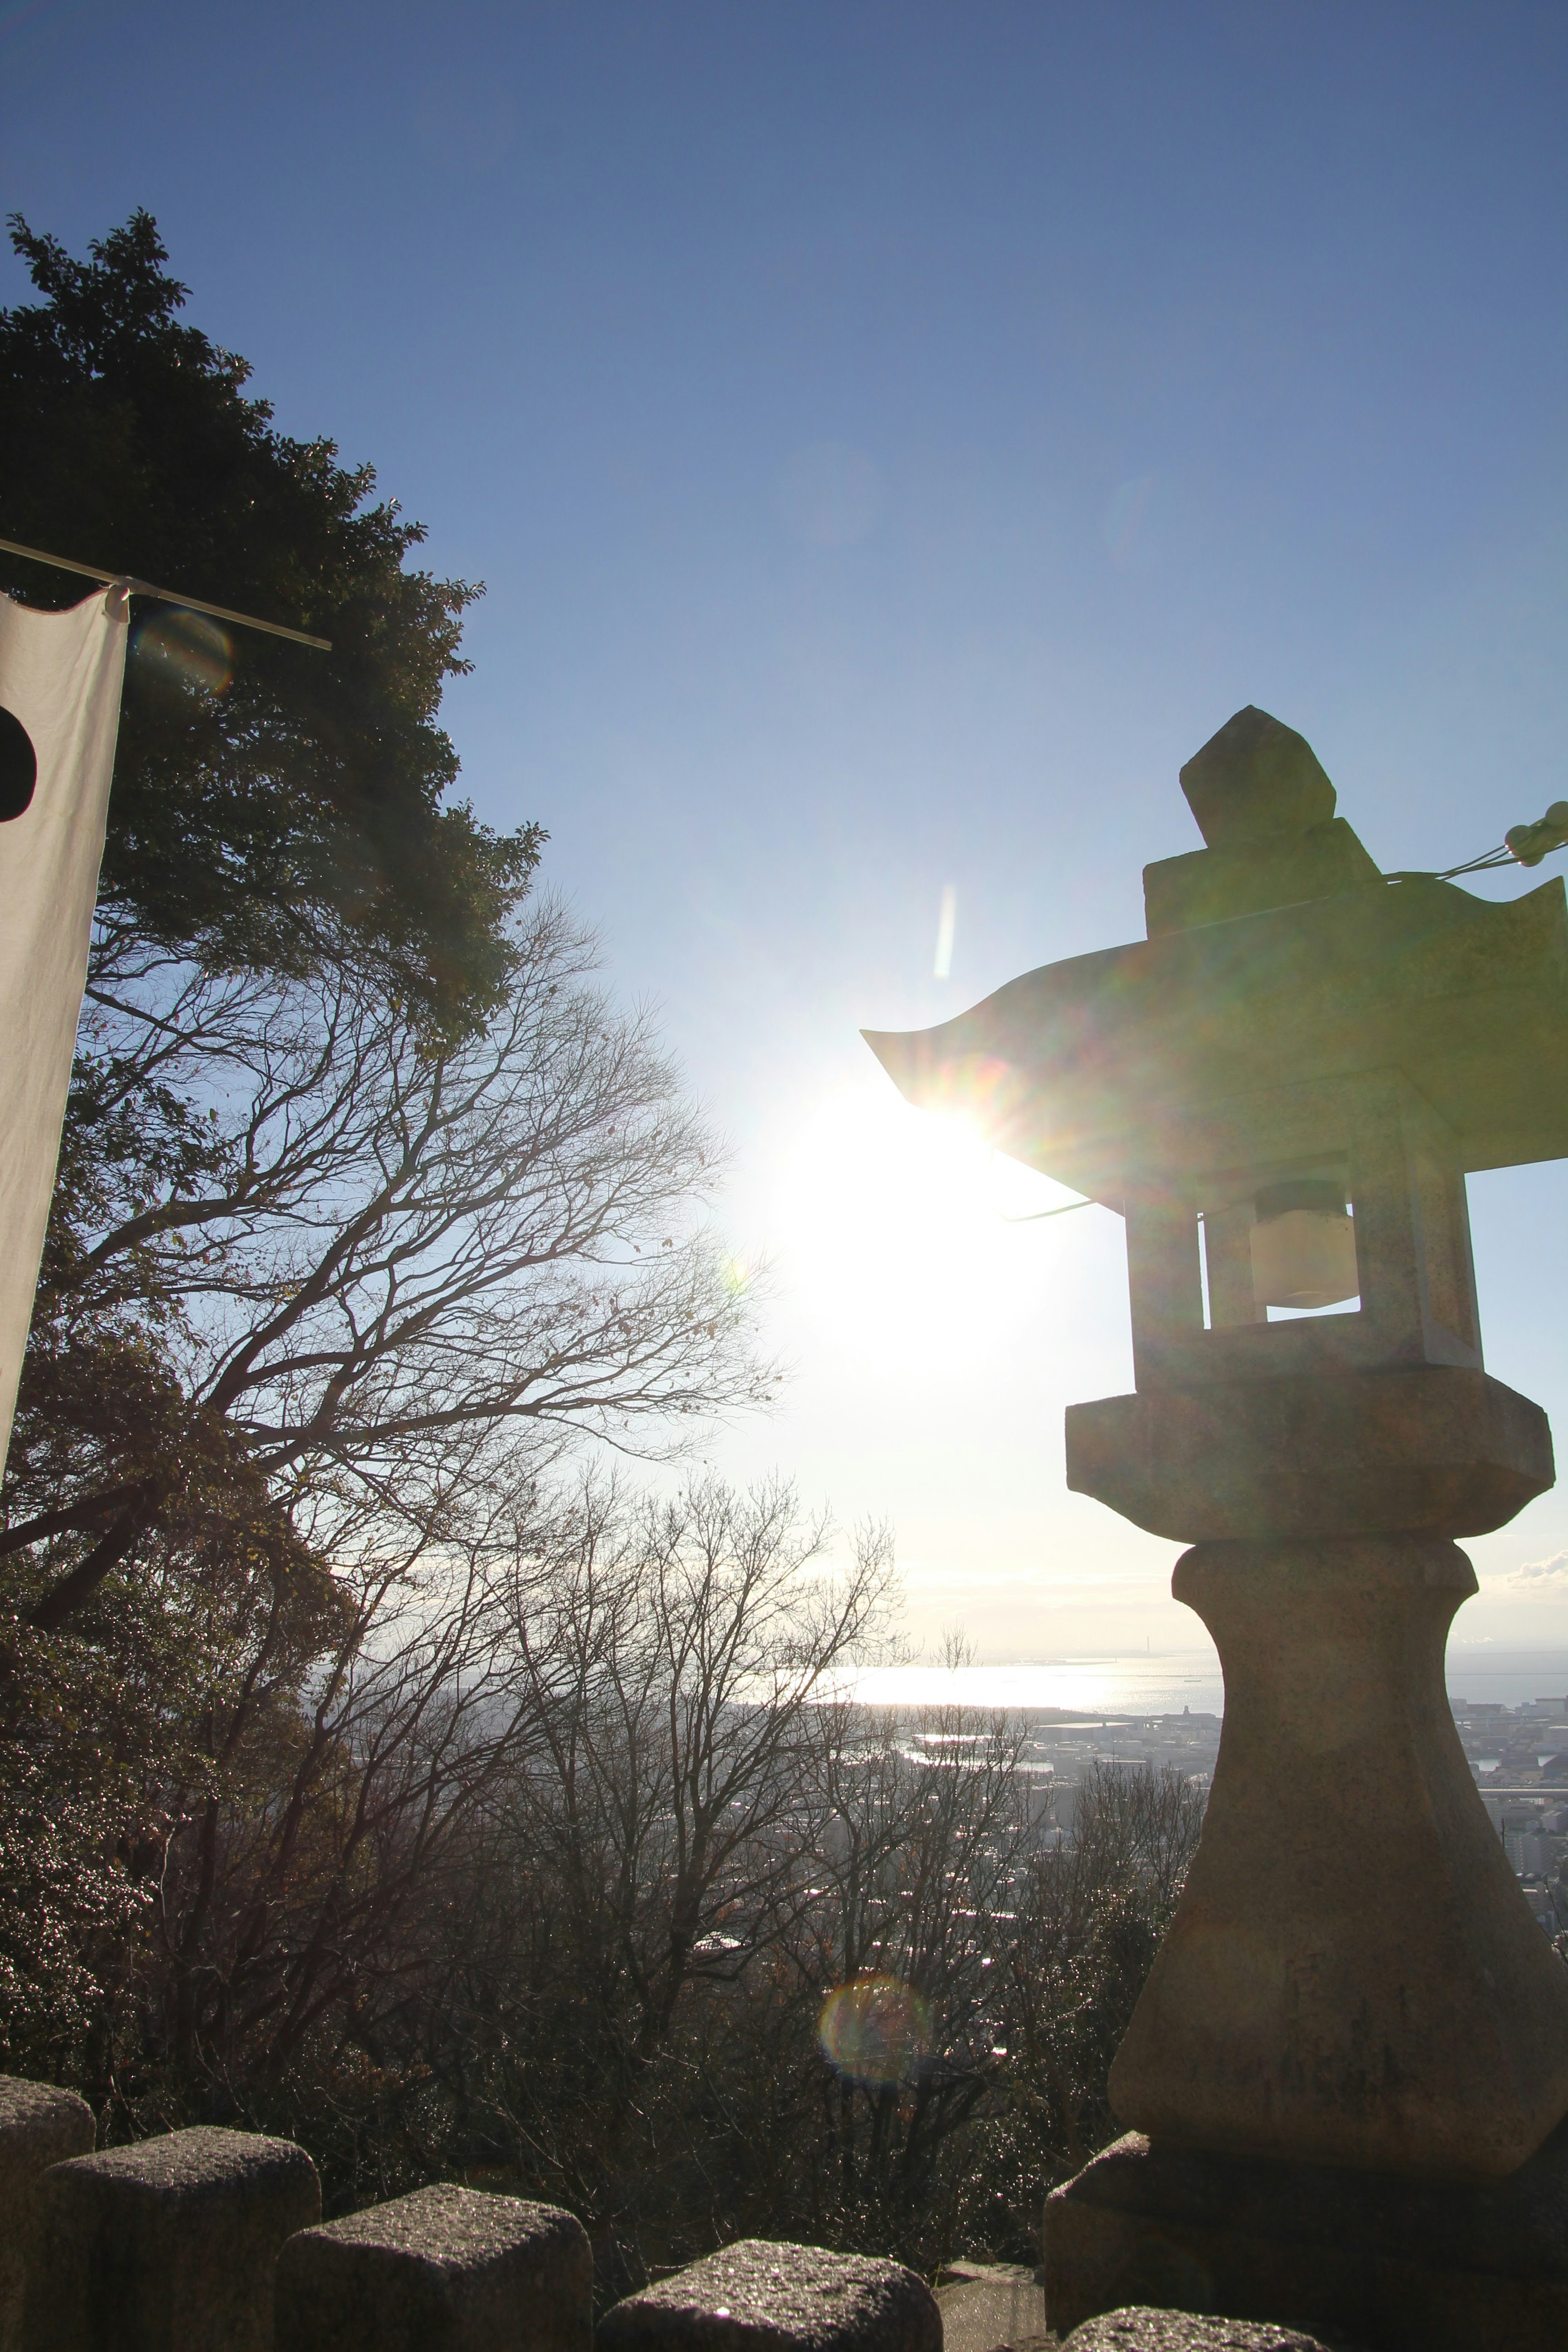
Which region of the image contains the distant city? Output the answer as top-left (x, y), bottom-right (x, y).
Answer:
top-left (1008, 1695), bottom-right (1568, 1938)
top-left (1010, 1708), bottom-right (1222, 1836)
top-left (1453, 1695), bottom-right (1568, 1935)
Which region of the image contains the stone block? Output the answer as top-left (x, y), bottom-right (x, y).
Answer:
top-left (0, 2075), bottom-right (94, 2349)
top-left (1044, 2123), bottom-right (1568, 2352)
top-left (25, 2123), bottom-right (320, 2352)
top-left (935, 2262), bottom-right (1045, 2352)
top-left (1063, 2313), bottom-right (1337, 2352)
top-left (1143, 819), bottom-right (1380, 939)
top-left (1177, 708), bottom-right (1336, 847)
top-left (274, 2181), bottom-right (591, 2352)
top-left (597, 2241), bottom-right (940, 2352)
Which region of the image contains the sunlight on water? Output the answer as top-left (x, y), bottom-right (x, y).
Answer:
top-left (818, 1975), bottom-right (933, 2087)
top-left (820, 1648), bottom-right (1568, 1718)
top-left (833, 1657), bottom-right (1225, 1715)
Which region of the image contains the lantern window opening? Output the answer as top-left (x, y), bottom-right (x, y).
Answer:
top-left (1196, 1154), bottom-right (1360, 1333)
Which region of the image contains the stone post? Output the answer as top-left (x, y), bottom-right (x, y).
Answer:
top-left (24, 2124), bottom-right (320, 2352)
top-left (1064, 2316), bottom-right (1336, 2352)
top-left (274, 2182), bottom-right (592, 2352)
top-left (597, 2241), bottom-right (941, 2352)
top-left (0, 2076), bottom-right (94, 2348)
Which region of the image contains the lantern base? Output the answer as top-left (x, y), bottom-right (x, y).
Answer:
top-left (1043, 2121), bottom-right (1568, 2352)
top-left (1108, 1533), bottom-right (1568, 2178)
top-left (1065, 1366), bottom-right (1552, 1542)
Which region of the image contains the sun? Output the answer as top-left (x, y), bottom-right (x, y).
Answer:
top-left (768, 1077), bottom-right (1087, 1372)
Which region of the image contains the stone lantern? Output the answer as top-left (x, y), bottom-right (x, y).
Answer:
top-left (863, 708), bottom-right (1568, 2346)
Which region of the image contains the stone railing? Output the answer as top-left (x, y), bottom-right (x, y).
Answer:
top-left (0, 2073), bottom-right (1350, 2352)
top-left (0, 2075), bottom-right (942, 2352)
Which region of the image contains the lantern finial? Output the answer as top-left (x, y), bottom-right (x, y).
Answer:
top-left (1179, 704), bottom-right (1336, 845)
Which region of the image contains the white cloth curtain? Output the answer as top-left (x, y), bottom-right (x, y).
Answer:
top-left (0, 586), bottom-right (128, 1476)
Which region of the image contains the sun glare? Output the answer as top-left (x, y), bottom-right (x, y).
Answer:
top-left (774, 1082), bottom-right (1083, 1371)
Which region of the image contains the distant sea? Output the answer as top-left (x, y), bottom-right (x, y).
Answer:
top-left (839, 1648), bottom-right (1568, 1719)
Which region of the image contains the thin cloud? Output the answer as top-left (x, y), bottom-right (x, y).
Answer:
top-left (1505, 1554), bottom-right (1568, 1592)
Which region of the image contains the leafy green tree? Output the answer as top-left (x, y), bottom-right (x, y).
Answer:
top-left (0, 211), bottom-right (537, 1028)
top-left (0, 210), bottom-right (570, 1640)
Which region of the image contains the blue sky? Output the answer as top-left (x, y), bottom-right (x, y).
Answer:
top-left (5, 1), bottom-right (1567, 1666)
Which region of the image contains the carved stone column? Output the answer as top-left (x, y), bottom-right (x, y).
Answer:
top-left (1110, 1535), bottom-right (1568, 2178)
top-left (1048, 1374), bottom-right (1568, 2349)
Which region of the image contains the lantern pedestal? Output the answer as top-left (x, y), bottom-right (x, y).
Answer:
top-left (1051, 1369), bottom-right (1568, 2348)
top-left (1109, 1533), bottom-right (1568, 2178)
top-left (1044, 1399), bottom-right (1568, 2350)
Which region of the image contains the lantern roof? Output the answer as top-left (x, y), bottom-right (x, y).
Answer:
top-left (863, 712), bottom-right (1568, 1202)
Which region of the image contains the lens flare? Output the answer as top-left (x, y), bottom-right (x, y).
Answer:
top-left (933, 884), bottom-right (957, 980)
top-left (818, 1975), bottom-right (933, 2088)
top-left (132, 607), bottom-right (234, 698)
top-left (721, 1253), bottom-right (756, 1297)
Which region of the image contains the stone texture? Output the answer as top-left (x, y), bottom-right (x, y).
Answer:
top-left (1177, 708), bottom-right (1337, 847)
top-left (25, 2124), bottom-right (320, 2352)
top-left (597, 2241), bottom-right (940, 2352)
top-left (1116, 1072), bottom-right (1487, 1394)
top-left (1143, 819), bottom-right (1380, 939)
top-left (1106, 1532), bottom-right (1568, 2177)
top-left (274, 2181), bottom-right (591, 2352)
top-left (1063, 2310), bottom-right (1337, 2352)
top-left (0, 2076), bottom-right (94, 2349)
top-left (935, 2263), bottom-right (1045, 2352)
top-left (1065, 1367), bottom-right (1552, 1543)
top-left (861, 854), bottom-right (1568, 1204)
top-left (1044, 2122), bottom-right (1568, 2352)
